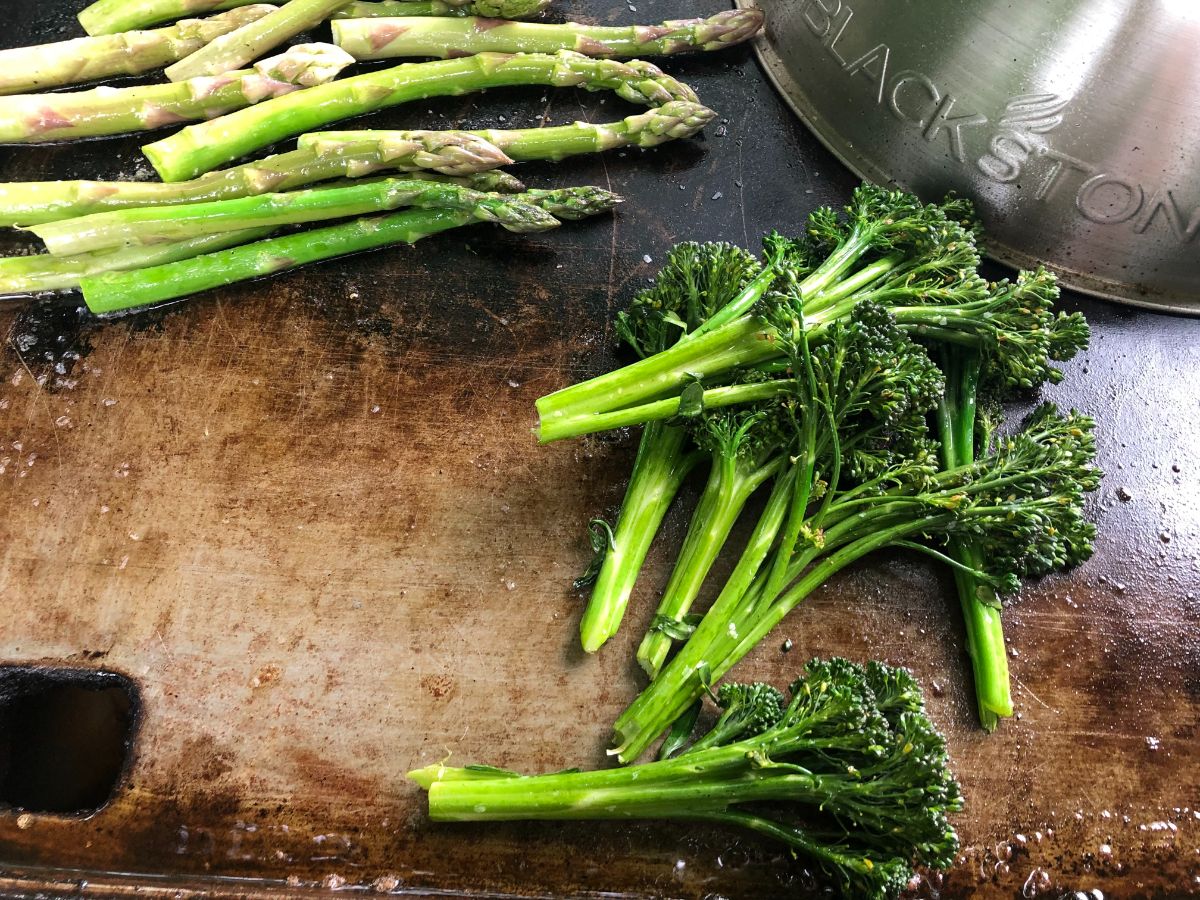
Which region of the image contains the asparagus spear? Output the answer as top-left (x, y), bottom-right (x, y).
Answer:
top-left (80, 0), bottom-right (259, 35)
top-left (0, 170), bottom-right (521, 293)
top-left (143, 50), bottom-right (699, 181)
top-left (0, 140), bottom-right (518, 228)
top-left (0, 6), bottom-right (278, 95)
top-left (333, 9), bottom-right (765, 61)
top-left (0, 228), bottom-right (273, 295)
top-left (79, 185), bottom-right (619, 313)
top-left (335, 0), bottom-right (551, 17)
top-left (300, 101), bottom-right (716, 169)
top-left (77, 0), bottom-right (547, 36)
top-left (166, 0), bottom-right (352, 81)
top-left (0, 43), bottom-right (354, 145)
top-left (31, 177), bottom-right (609, 255)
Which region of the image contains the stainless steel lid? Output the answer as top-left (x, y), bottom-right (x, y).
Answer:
top-left (743, 0), bottom-right (1200, 314)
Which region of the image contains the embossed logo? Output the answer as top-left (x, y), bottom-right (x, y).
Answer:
top-left (796, 0), bottom-right (1199, 245)
top-left (976, 93), bottom-right (1068, 183)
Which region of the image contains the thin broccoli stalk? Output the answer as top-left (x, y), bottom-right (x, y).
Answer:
top-left (612, 400), bottom-right (1099, 763)
top-left (579, 421), bottom-right (702, 652)
top-left (613, 510), bottom-right (948, 763)
top-left (637, 435), bottom-right (785, 677)
top-left (578, 243), bottom-right (764, 653)
top-left (536, 188), bottom-right (964, 432)
top-left (937, 348), bottom-right (1011, 730)
top-left (542, 379), bottom-right (794, 441)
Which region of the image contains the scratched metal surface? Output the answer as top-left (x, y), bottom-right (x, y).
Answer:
top-left (0, 1), bottom-right (1198, 898)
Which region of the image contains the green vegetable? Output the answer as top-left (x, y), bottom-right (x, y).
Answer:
top-left (78, 185), bottom-right (619, 313)
top-left (333, 9), bottom-right (765, 60)
top-left (0, 6), bottom-right (278, 95)
top-left (538, 186), bottom-right (1098, 758)
top-left (300, 100), bottom-right (717, 168)
top-left (410, 658), bottom-right (963, 900)
top-left (334, 0), bottom-right (552, 18)
top-left (31, 177), bottom-right (612, 256)
top-left (166, 0), bottom-right (351, 81)
top-left (0, 42), bottom-right (353, 144)
top-left (142, 50), bottom-right (699, 181)
top-left (77, 0), bottom-right (547, 36)
top-left (934, 269), bottom-right (1090, 730)
top-left (534, 186), bottom-right (1070, 442)
top-left (0, 142), bottom-right (520, 229)
top-left (635, 401), bottom-right (787, 678)
top-left (0, 228), bottom-right (272, 295)
top-left (578, 242), bottom-right (766, 654)
top-left (611, 391), bottom-right (1099, 763)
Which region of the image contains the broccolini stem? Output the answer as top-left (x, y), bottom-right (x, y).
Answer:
top-left (537, 379), bottom-right (793, 443)
top-left (143, 50), bottom-right (699, 181)
top-left (0, 6), bottom-right (278, 95)
top-left (615, 502), bottom-right (962, 764)
top-left (717, 516), bottom-right (958, 686)
top-left (416, 742), bottom-right (755, 801)
top-left (954, 539), bottom-right (1012, 728)
top-left (758, 306), bottom-right (820, 605)
top-left (580, 422), bottom-right (703, 653)
top-left (418, 753), bottom-right (853, 822)
top-left (612, 470), bottom-right (796, 762)
top-left (796, 228), bottom-right (876, 299)
top-left (535, 316), bottom-right (779, 437)
top-left (940, 348), bottom-right (1012, 729)
top-left (636, 453), bottom-right (784, 677)
top-left (332, 9), bottom-right (764, 61)
top-left (688, 263), bottom-right (777, 338)
top-left (805, 251), bottom-right (905, 310)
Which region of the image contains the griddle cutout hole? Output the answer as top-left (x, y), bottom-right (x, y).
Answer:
top-left (0, 667), bottom-right (138, 816)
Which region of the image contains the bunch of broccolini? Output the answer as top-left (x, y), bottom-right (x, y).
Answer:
top-left (535, 184), bottom-right (1097, 758)
top-left (405, 184), bottom-right (1098, 899)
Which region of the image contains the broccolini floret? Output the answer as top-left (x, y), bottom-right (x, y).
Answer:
top-left (410, 658), bottom-right (962, 900)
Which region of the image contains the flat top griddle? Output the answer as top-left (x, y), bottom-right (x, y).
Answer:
top-left (1, 1), bottom-right (1198, 897)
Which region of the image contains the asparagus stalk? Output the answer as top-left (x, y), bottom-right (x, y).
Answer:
top-left (167, 0), bottom-right (352, 81)
top-left (31, 177), bottom-right (610, 255)
top-left (335, 0), bottom-right (551, 17)
top-left (0, 43), bottom-right (354, 145)
top-left (79, 185), bottom-right (618, 313)
top-left (77, 0), bottom-right (547, 36)
top-left (80, 0), bottom-right (259, 35)
top-left (300, 100), bottom-right (716, 166)
top-left (143, 50), bottom-right (699, 181)
top-left (0, 228), bottom-right (273, 295)
top-left (0, 141), bottom-right (517, 228)
top-left (0, 170), bottom-right (520, 293)
top-left (333, 9), bottom-right (765, 61)
top-left (0, 6), bottom-right (279, 96)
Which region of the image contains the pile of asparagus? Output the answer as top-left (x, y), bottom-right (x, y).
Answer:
top-left (0, 0), bottom-right (765, 313)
